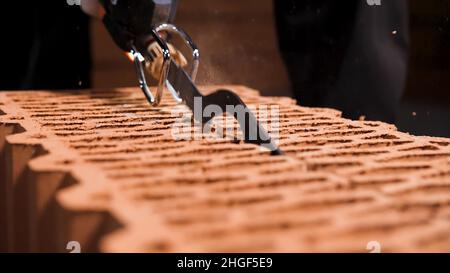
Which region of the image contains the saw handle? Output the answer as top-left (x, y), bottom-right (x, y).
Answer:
top-left (131, 23), bottom-right (200, 106)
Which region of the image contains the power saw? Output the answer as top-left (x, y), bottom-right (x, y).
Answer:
top-left (98, 0), bottom-right (283, 155)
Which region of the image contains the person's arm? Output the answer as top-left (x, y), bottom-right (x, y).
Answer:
top-left (80, 0), bottom-right (186, 80)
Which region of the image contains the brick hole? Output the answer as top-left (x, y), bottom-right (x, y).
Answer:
top-left (50, 127), bottom-right (91, 132)
top-left (221, 151), bottom-right (269, 160)
top-left (171, 194), bottom-right (282, 211)
top-left (102, 159), bottom-right (208, 171)
top-left (380, 153), bottom-right (450, 162)
top-left (114, 128), bottom-right (168, 134)
top-left (37, 108), bottom-right (106, 113)
top-left (286, 121), bottom-right (344, 128)
top-left (203, 158), bottom-right (286, 171)
top-left (106, 134), bottom-right (166, 141)
top-left (394, 185), bottom-right (450, 197)
top-left (80, 147), bottom-right (154, 156)
top-left (213, 177), bottom-right (328, 193)
top-left (362, 122), bottom-right (387, 127)
top-left (55, 159), bottom-right (75, 165)
top-left (55, 132), bottom-right (94, 137)
top-left (145, 120), bottom-right (177, 126)
top-left (260, 166), bottom-right (300, 175)
top-left (363, 134), bottom-right (400, 140)
top-left (343, 218), bottom-right (431, 234)
top-left (309, 150), bottom-right (388, 159)
top-left (328, 125), bottom-right (365, 131)
top-left (198, 140), bottom-right (243, 147)
top-left (307, 161), bottom-right (362, 171)
top-left (166, 214), bottom-right (225, 226)
top-left (94, 118), bottom-right (144, 124)
top-left (281, 127), bottom-right (320, 133)
top-left (335, 141), bottom-right (413, 149)
top-left (30, 113), bottom-right (71, 118)
top-left (312, 130), bottom-right (375, 138)
top-left (69, 133), bottom-right (165, 143)
top-left (429, 141), bottom-right (450, 147)
top-left (41, 122), bottom-right (84, 127)
top-left (89, 102), bottom-right (147, 107)
top-left (21, 106), bottom-right (58, 110)
top-left (279, 114), bottom-right (317, 120)
top-left (267, 196), bottom-right (374, 214)
top-left (90, 123), bottom-right (146, 130)
top-left (65, 115), bottom-right (124, 121)
top-left (144, 241), bottom-right (173, 252)
top-left (298, 117), bottom-right (334, 122)
top-left (280, 147), bottom-right (321, 153)
top-left (240, 218), bottom-right (330, 234)
top-left (109, 109), bottom-right (154, 115)
top-left (119, 175), bottom-right (245, 190)
top-left (349, 178), bottom-right (405, 188)
top-left (107, 171), bottom-right (171, 180)
top-left (286, 139), bottom-right (353, 147)
top-left (399, 145), bottom-right (440, 152)
top-left (132, 191), bottom-right (194, 202)
top-left (422, 170), bottom-right (450, 179)
top-left (161, 147), bottom-right (253, 158)
top-left (7, 116), bottom-right (25, 121)
top-left (356, 165), bottom-right (431, 175)
top-left (86, 157), bottom-right (140, 163)
top-left (40, 117), bottom-right (77, 122)
top-left (70, 143), bottom-right (118, 150)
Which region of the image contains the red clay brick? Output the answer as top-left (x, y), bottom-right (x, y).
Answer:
top-left (0, 86), bottom-right (450, 253)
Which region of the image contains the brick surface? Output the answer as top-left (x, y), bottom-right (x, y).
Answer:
top-left (1, 86), bottom-right (450, 253)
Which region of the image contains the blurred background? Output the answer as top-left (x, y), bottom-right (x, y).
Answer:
top-left (91, 0), bottom-right (450, 137)
top-left (91, 0), bottom-right (291, 96)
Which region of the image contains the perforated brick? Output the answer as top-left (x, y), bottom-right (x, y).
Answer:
top-left (1, 86), bottom-right (449, 253)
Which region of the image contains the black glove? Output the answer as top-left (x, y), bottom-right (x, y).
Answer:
top-left (99, 0), bottom-right (178, 51)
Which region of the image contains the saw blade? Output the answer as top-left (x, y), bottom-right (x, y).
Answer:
top-left (166, 60), bottom-right (284, 156)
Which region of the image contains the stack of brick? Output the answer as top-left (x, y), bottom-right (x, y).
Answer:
top-left (1, 86), bottom-right (449, 253)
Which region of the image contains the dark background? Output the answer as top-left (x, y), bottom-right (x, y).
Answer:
top-left (400, 1), bottom-right (450, 137)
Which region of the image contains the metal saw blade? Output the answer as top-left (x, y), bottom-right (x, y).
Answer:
top-left (166, 61), bottom-right (284, 156)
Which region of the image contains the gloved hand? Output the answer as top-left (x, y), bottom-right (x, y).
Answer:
top-left (81, 0), bottom-right (188, 80)
top-left (80, 0), bottom-right (187, 81)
